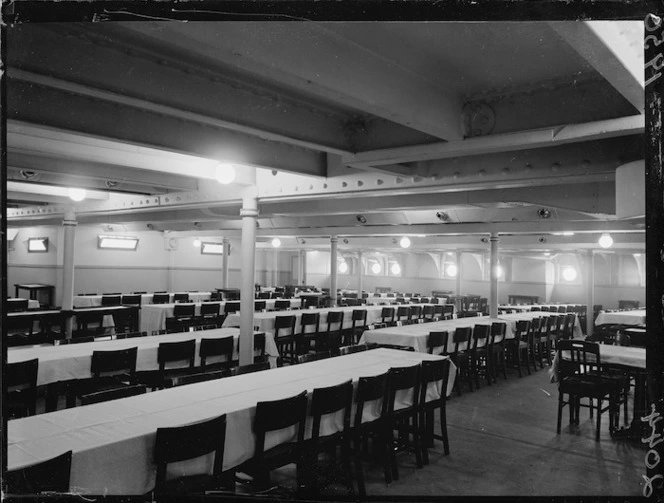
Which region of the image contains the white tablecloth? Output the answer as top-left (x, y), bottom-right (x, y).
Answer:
top-left (499, 304), bottom-right (579, 312)
top-left (8, 349), bottom-right (454, 495)
top-left (73, 292), bottom-right (212, 308)
top-left (8, 328), bottom-right (279, 385)
top-left (497, 311), bottom-right (583, 338)
top-left (362, 296), bottom-right (447, 306)
top-left (594, 309), bottom-right (646, 327)
top-left (222, 305), bottom-right (386, 335)
top-left (140, 299), bottom-right (304, 333)
top-left (359, 316), bottom-right (509, 353)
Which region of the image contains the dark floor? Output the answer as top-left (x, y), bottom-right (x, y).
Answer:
top-left (272, 362), bottom-right (645, 498)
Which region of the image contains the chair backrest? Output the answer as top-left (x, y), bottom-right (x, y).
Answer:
top-left (7, 298), bottom-right (29, 312)
top-left (7, 358), bottom-right (39, 418)
top-left (154, 415), bottom-right (226, 491)
top-left (121, 294), bottom-right (142, 306)
top-left (385, 364), bottom-right (421, 414)
top-left (381, 306), bottom-right (395, 323)
top-left (91, 346), bottom-right (138, 378)
top-left (563, 313), bottom-right (576, 338)
top-left (557, 339), bottom-right (602, 377)
top-left (253, 390), bottom-right (308, 460)
top-left (546, 315), bottom-right (559, 338)
top-left (396, 305), bottom-right (410, 321)
top-left (173, 303), bottom-right (195, 319)
top-left (254, 332), bottom-right (267, 357)
top-left (433, 304), bottom-right (444, 319)
top-left (471, 324), bottom-right (490, 350)
top-left (225, 301), bottom-right (241, 314)
top-left (200, 302), bottom-right (221, 316)
top-left (452, 326), bottom-right (472, 353)
top-left (310, 379), bottom-right (353, 441)
top-left (5, 451), bottom-right (72, 494)
top-left (427, 331), bottom-right (448, 354)
top-left (352, 309), bottom-right (368, 326)
top-left (354, 371), bottom-right (388, 428)
top-left (301, 311), bottom-right (320, 333)
top-left (255, 300), bottom-right (267, 311)
top-left (152, 293), bottom-right (170, 304)
top-left (80, 384), bottom-right (146, 405)
top-left (490, 322), bottom-right (507, 345)
top-left (557, 306), bottom-right (567, 313)
top-left (199, 336), bottom-right (234, 368)
top-left (618, 300), bottom-right (639, 310)
top-left (419, 358), bottom-right (451, 405)
top-left (275, 299), bottom-right (291, 310)
top-left (410, 305), bottom-right (422, 321)
top-left (515, 320), bottom-right (531, 342)
top-left (422, 305), bottom-right (435, 320)
top-left (173, 293), bottom-right (189, 303)
top-left (442, 304), bottom-right (454, 319)
top-left (233, 361), bottom-right (271, 375)
top-left (158, 339), bottom-right (196, 369)
top-left (101, 295), bottom-right (122, 306)
top-left (274, 315), bottom-right (296, 337)
top-left (258, 292), bottom-right (271, 299)
top-left (325, 311), bottom-right (344, 331)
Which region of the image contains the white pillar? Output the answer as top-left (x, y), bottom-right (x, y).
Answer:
top-left (272, 247), bottom-right (278, 287)
top-left (357, 251), bottom-right (363, 296)
top-left (298, 249), bottom-right (305, 285)
top-left (301, 249), bottom-right (307, 285)
top-left (330, 236), bottom-right (338, 307)
top-left (586, 250), bottom-right (595, 337)
top-left (222, 237), bottom-right (230, 289)
top-left (239, 194), bottom-right (258, 365)
top-left (62, 209), bottom-right (77, 338)
top-left (455, 250), bottom-right (463, 295)
top-left (489, 233), bottom-right (499, 318)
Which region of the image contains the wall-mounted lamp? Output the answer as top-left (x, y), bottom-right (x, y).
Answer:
top-left (598, 233), bottom-right (614, 249)
top-left (271, 238), bottom-right (282, 248)
top-left (215, 163), bottom-right (236, 184)
top-left (445, 264), bottom-right (458, 277)
top-left (562, 266), bottom-right (578, 281)
top-left (537, 208), bottom-right (552, 219)
top-left (436, 211), bottom-right (450, 222)
top-left (356, 215), bottom-right (367, 224)
top-left (68, 188), bottom-right (87, 202)
top-left (399, 236), bottom-right (411, 248)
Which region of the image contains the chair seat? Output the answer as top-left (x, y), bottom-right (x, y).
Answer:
top-left (560, 376), bottom-right (619, 397)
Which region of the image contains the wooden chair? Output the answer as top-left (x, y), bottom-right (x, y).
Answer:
top-left (469, 324), bottom-right (491, 388)
top-left (383, 364), bottom-right (423, 484)
top-left (449, 327), bottom-right (472, 395)
top-left (303, 380), bottom-right (354, 497)
top-left (506, 319), bottom-right (533, 378)
top-left (488, 322), bottom-right (508, 382)
top-left (153, 414), bottom-right (233, 501)
top-left (556, 340), bottom-right (622, 441)
top-left (379, 306), bottom-right (395, 327)
top-left (121, 294), bottom-right (142, 306)
top-left (199, 336), bottom-right (235, 371)
top-left (173, 292), bottom-right (190, 303)
top-left (427, 331), bottom-right (448, 355)
top-left (137, 340), bottom-right (196, 390)
top-left (196, 302), bottom-right (222, 329)
top-left (274, 315), bottom-right (297, 365)
top-left (239, 390), bottom-right (308, 492)
top-left (344, 309), bottom-right (368, 346)
top-left (101, 295), bottom-right (122, 306)
top-left (394, 306), bottom-right (411, 325)
top-left (233, 361), bottom-right (271, 375)
top-left (442, 304), bottom-right (454, 320)
top-left (255, 300), bottom-right (267, 312)
top-left (273, 299), bottom-right (291, 311)
top-left (352, 371), bottom-right (388, 498)
top-left (164, 369), bottom-right (231, 388)
top-left (7, 358), bottom-right (38, 418)
top-left (5, 451), bottom-right (72, 495)
top-left (316, 311), bottom-right (344, 354)
top-left (419, 358), bottom-right (451, 463)
top-left (299, 311), bottom-right (321, 355)
top-left (224, 301), bottom-right (241, 315)
top-left (152, 293), bottom-right (170, 304)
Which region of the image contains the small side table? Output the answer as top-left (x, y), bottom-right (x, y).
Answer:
top-left (15, 284), bottom-right (55, 308)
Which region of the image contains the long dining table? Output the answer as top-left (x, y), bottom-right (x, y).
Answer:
top-left (7, 348), bottom-right (455, 495)
top-left (140, 299), bottom-right (304, 334)
top-left (496, 311), bottom-right (584, 338)
top-left (594, 309), bottom-right (646, 327)
top-left (73, 291), bottom-right (213, 308)
top-left (358, 316), bottom-right (510, 354)
top-left (8, 328), bottom-right (280, 386)
top-left (222, 304), bottom-right (387, 335)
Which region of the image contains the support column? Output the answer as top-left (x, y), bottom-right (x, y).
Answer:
top-left (298, 249), bottom-right (305, 285)
top-left (272, 247), bottom-right (278, 287)
top-left (585, 250), bottom-right (595, 337)
top-left (330, 236), bottom-right (338, 307)
top-left (222, 237), bottom-right (230, 289)
top-left (455, 250), bottom-right (463, 295)
top-left (62, 209), bottom-right (77, 338)
top-left (489, 233), bottom-right (499, 318)
top-left (357, 251), bottom-right (364, 297)
top-left (239, 194), bottom-right (258, 365)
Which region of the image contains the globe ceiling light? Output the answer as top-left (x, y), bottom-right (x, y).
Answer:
top-left (400, 236), bottom-right (411, 248)
top-left (598, 233), bottom-right (614, 249)
top-left (338, 261), bottom-right (349, 274)
top-left (68, 188), bottom-right (87, 202)
top-left (371, 262), bottom-right (382, 274)
top-left (271, 237), bottom-right (281, 248)
top-left (562, 266), bottom-right (577, 282)
top-left (445, 264), bottom-right (458, 277)
top-left (193, 238), bottom-right (202, 248)
top-left (215, 163), bottom-right (236, 184)
top-left (391, 263), bottom-right (401, 275)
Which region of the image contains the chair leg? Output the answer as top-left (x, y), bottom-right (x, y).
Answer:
top-left (354, 436), bottom-right (367, 498)
top-left (557, 391), bottom-right (563, 434)
top-left (596, 398), bottom-right (602, 441)
top-left (439, 404), bottom-right (450, 455)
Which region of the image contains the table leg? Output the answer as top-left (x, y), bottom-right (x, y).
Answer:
top-left (610, 369), bottom-right (648, 442)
